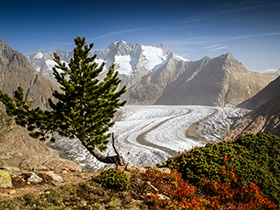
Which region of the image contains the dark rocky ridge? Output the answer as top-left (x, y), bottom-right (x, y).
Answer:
top-left (226, 96), bottom-right (280, 140)
top-left (0, 38), bottom-right (58, 110)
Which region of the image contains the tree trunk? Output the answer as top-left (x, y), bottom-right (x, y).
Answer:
top-left (81, 133), bottom-right (126, 167)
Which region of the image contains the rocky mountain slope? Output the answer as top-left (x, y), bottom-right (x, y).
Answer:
top-left (0, 111), bottom-right (82, 171)
top-left (238, 76), bottom-right (280, 110)
top-left (155, 53), bottom-right (276, 106)
top-left (28, 41), bottom-right (277, 106)
top-left (226, 96), bottom-right (280, 140)
top-left (226, 76), bottom-right (280, 140)
top-left (0, 39), bottom-right (81, 171)
top-left (0, 39), bottom-right (59, 110)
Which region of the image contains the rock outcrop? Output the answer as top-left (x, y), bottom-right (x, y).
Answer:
top-left (0, 169), bottom-right (12, 188)
top-left (238, 76), bottom-right (280, 110)
top-left (226, 96), bottom-right (280, 140)
top-left (226, 76), bottom-right (280, 140)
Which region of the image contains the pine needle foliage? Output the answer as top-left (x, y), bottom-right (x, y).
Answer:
top-left (0, 37), bottom-right (126, 152)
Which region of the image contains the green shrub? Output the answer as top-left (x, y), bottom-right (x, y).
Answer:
top-left (95, 168), bottom-right (130, 191)
top-left (166, 133), bottom-right (280, 206)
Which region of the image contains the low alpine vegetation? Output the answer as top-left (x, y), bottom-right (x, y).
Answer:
top-left (166, 132), bottom-right (280, 207)
top-left (0, 133), bottom-right (278, 209)
top-left (144, 166), bottom-right (277, 209)
top-left (94, 168), bottom-right (131, 191)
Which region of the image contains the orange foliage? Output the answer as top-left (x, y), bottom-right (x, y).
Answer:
top-left (143, 164), bottom-right (277, 210)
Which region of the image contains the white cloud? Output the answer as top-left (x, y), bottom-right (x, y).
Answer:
top-left (182, 17), bottom-right (207, 23)
top-left (204, 44), bottom-right (222, 49)
top-left (209, 46), bottom-right (228, 51)
top-left (88, 28), bottom-right (146, 41)
top-left (204, 44), bottom-right (228, 51)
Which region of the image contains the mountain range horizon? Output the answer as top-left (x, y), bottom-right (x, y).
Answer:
top-left (26, 38), bottom-right (278, 107)
top-left (29, 40), bottom-right (280, 74)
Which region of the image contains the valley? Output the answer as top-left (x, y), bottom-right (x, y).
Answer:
top-left (0, 37), bottom-right (279, 171)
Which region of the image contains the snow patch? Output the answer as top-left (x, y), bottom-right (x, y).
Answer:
top-left (175, 55), bottom-right (190, 62)
top-left (114, 55), bottom-right (132, 75)
top-left (46, 60), bottom-right (68, 74)
top-left (34, 52), bottom-right (43, 59)
top-left (46, 60), bottom-right (56, 69)
top-left (141, 45), bottom-right (168, 70)
top-left (262, 68), bottom-right (280, 74)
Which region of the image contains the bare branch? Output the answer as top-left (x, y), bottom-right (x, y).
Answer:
top-left (112, 132), bottom-right (120, 157)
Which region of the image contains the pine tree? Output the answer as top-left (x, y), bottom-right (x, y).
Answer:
top-left (0, 37), bottom-right (127, 166)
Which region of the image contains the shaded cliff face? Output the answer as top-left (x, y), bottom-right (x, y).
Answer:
top-left (123, 53), bottom-right (276, 106)
top-left (0, 39), bottom-right (58, 110)
top-left (238, 76), bottom-right (280, 110)
top-left (125, 53), bottom-right (188, 104)
top-left (226, 95), bottom-right (280, 140)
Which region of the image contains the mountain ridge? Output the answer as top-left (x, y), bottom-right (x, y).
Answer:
top-left (154, 52), bottom-right (276, 106)
top-left (28, 40), bottom-right (277, 107)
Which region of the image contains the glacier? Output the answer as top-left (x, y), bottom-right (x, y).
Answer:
top-left (47, 105), bottom-right (248, 171)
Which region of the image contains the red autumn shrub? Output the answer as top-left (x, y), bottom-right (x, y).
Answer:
top-left (143, 165), bottom-right (277, 210)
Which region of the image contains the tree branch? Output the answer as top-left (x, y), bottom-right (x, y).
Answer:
top-left (112, 133), bottom-right (120, 157)
top-left (81, 134), bottom-right (126, 167)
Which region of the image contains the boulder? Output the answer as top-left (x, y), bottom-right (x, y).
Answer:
top-left (38, 171), bottom-right (64, 186)
top-left (46, 172), bottom-right (64, 183)
top-left (0, 169), bottom-right (12, 188)
top-left (126, 162), bottom-right (138, 172)
top-left (27, 172), bottom-right (43, 184)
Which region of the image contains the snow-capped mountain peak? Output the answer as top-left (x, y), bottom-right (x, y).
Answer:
top-left (28, 41), bottom-right (190, 82)
top-left (34, 51), bottom-right (44, 59)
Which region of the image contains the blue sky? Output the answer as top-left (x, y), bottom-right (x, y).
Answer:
top-left (1, 0), bottom-right (280, 72)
